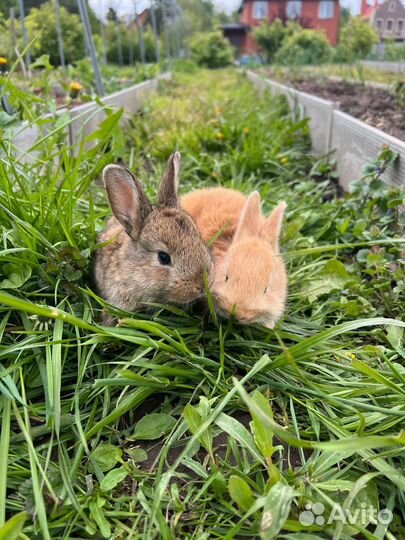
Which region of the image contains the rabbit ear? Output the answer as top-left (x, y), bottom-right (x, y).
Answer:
top-left (157, 151), bottom-right (181, 208)
top-left (103, 165), bottom-right (152, 238)
top-left (260, 202), bottom-right (286, 251)
top-left (233, 191), bottom-right (262, 244)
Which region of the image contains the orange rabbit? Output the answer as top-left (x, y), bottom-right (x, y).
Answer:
top-left (181, 187), bottom-right (287, 328)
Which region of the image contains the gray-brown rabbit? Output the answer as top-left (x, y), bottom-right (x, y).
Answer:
top-left (94, 152), bottom-right (212, 319)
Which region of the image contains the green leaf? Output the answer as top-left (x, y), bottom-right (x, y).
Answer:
top-left (215, 412), bottom-right (263, 464)
top-left (100, 466), bottom-right (128, 492)
top-left (250, 391), bottom-right (275, 461)
top-left (130, 413), bottom-right (176, 441)
top-left (228, 475), bottom-right (254, 511)
top-left (90, 444), bottom-right (122, 472)
top-left (30, 54), bottom-right (53, 70)
top-left (260, 482), bottom-right (294, 539)
top-left (0, 264), bottom-right (31, 289)
top-left (301, 259), bottom-right (352, 302)
top-left (89, 496), bottom-right (111, 539)
top-left (125, 447), bottom-right (148, 463)
top-left (386, 325), bottom-right (404, 356)
top-left (0, 511), bottom-right (27, 540)
top-left (183, 403), bottom-right (213, 454)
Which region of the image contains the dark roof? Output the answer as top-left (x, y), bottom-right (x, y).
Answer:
top-left (220, 23), bottom-right (250, 30)
top-left (238, 0), bottom-right (246, 13)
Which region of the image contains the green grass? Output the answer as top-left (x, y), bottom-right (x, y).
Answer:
top-left (261, 63), bottom-right (403, 87)
top-left (0, 59), bottom-right (162, 128)
top-left (0, 68), bottom-right (404, 539)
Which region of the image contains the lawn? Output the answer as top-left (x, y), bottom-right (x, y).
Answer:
top-left (0, 67), bottom-right (404, 539)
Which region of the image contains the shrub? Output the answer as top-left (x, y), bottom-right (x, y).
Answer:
top-left (190, 31), bottom-right (234, 68)
top-left (252, 19), bottom-right (285, 62)
top-left (337, 17), bottom-right (378, 62)
top-left (25, 1), bottom-right (85, 65)
top-left (384, 38), bottom-right (405, 61)
top-left (275, 28), bottom-right (332, 66)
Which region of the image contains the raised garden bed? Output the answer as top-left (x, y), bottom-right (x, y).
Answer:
top-left (248, 71), bottom-right (405, 189)
top-left (7, 73), bottom-right (171, 159)
top-left (281, 77), bottom-right (405, 141)
top-left (265, 72), bottom-right (405, 140)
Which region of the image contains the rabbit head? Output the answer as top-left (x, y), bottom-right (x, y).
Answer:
top-left (212, 192), bottom-right (287, 329)
top-left (96, 152), bottom-right (212, 313)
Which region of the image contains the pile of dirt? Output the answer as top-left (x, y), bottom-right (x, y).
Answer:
top-left (274, 76), bottom-right (405, 141)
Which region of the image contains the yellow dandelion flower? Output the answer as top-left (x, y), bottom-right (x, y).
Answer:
top-left (0, 57), bottom-right (8, 73)
top-left (243, 127), bottom-right (250, 135)
top-left (69, 81), bottom-right (82, 98)
top-left (216, 132), bottom-right (224, 140)
top-left (214, 106), bottom-right (222, 116)
top-left (280, 156), bottom-right (289, 165)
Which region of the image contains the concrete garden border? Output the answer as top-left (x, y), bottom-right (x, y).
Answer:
top-left (247, 70), bottom-right (405, 189)
top-left (8, 73), bottom-right (171, 159)
top-left (360, 60), bottom-right (405, 74)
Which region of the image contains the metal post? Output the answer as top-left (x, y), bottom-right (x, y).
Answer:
top-left (174, 4), bottom-right (181, 58)
top-left (162, 0), bottom-right (171, 63)
top-left (116, 22), bottom-right (124, 66)
top-left (55, 0), bottom-right (66, 68)
top-left (129, 28), bottom-right (134, 66)
top-left (10, 8), bottom-right (17, 59)
top-left (99, 0), bottom-right (107, 64)
top-left (150, 1), bottom-right (161, 63)
top-left (76, 0), bottom-right (105, 96)
top-left (18, 0), bottom-right (31, 66)
top-left (135, 4), bottom-right (146, 65)
top-left (100, 20), bottom-right (107, 64)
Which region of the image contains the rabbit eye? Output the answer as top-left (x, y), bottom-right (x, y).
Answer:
top-left (158, 251), bottom-right (171, 265)
top-left (225, 275), bottom-right (229, 282)
top-left (264, 287), bottom-right (268, 294)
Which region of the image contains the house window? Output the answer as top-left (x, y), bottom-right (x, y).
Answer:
top-left (376, 18), bottom-right (383, 30)
top-left (389, 1), bottom-right (395, 11)
top-left (252, 1), bottom-right (268, 19)
top-left (397, 19), bottom-right (404, 32)
top-left (386, 19), bottom-right (393, 30)
top-left (366, 0), bottom-right (374, 5)
top-left (319, 1), bottom-right (334, 19)
top-left (286, 0), bottom-right (302, 19)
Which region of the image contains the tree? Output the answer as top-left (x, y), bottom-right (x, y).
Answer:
top-left (25, 1), bottom-right (85, 65)
top-left (337, 17), bottom-right (378, 61)
top-left (252, 19), bottom-right (285, 62)
top-left (105, 23), bottom-right (158, 65)
top-left (275, 28), bottom-right (332, 66)
top-left (340, 6), bottom-right (351, 28)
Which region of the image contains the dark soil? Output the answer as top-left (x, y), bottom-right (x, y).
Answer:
top-left (272, 75), bottom-right (405, 141)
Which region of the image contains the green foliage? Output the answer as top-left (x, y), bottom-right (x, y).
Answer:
top-left (384, 38), bottom-right (405, 61)
top-left (0, 69), bottom-right (404, 539)
top-left (178, 0), bottom-right (218, 40)
top-left (105, 24), bottom-right (158, 65)
top-left (190, 31), bottom-right (234, 68)
top-left (24, 1), bottom-right (85, 65)
top-left (340, 5), bottom-right (351, 27)
top-left (276, 28), bottom-right (332, 66)
top-left (252, 19), bottom-right (286, 62)
top-left (337, 16), bottom-right (379, 62)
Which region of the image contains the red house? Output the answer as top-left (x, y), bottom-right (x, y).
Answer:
top-left (222, 0), bottom-right (340, 56)
top-left (360, 0), bottom-right (385, 19)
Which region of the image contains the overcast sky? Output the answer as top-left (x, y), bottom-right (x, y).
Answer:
top-left (88, 0), bottom-right (362, 19)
